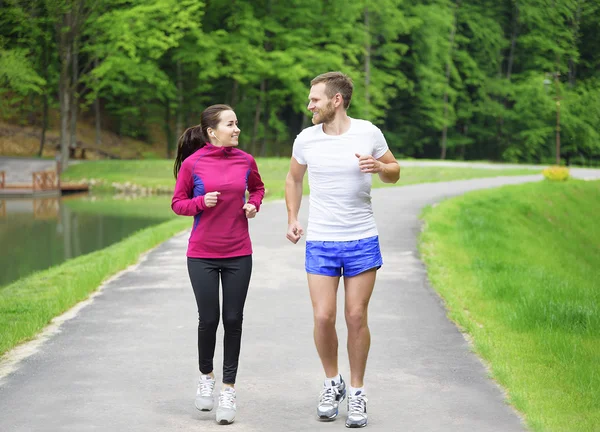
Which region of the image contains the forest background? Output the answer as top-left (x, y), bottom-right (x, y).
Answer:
top-left (1, 0), bottom-right (599, 167)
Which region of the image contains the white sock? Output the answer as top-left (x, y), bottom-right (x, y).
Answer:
top-left (349, 386), bottom-right (365, 396)
top-left (324, 374), bottom-right (342, 387)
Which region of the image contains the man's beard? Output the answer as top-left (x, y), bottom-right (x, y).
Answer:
top-left (311, 100), bottom-right (335, 125)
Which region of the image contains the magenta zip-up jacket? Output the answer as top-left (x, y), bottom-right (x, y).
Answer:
top-left (171, 143), bottom-right (265, 258)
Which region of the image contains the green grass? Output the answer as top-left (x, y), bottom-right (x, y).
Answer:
top-left (419, 180), bottom-right (600, 432)
top-left (62, 158), bottom-right (539, 198)
top-left (62, 160), bottom-right (178, 192)
top-left (0, 217), bottom-right (189, 357)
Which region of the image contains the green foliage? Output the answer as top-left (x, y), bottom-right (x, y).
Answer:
top-left (0, 47), bottom-right (45, 105)
top-left (0, 0), bottom-right (599, 164)
top-left (0, 0), bottom-right (48, 117)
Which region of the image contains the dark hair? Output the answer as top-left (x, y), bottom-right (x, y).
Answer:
top-left (173, 104), bottom-right (233, 178)
top-left (310, 71), bottom-right (353, 109)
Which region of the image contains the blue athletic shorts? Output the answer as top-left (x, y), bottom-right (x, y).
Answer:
top-left (305, 235), bottom-right (383, 277)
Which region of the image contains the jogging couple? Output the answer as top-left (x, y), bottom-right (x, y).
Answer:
top-left (171, 71), bottom-right (400, 427)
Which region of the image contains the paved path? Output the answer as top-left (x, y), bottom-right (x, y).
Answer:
top-left (1, 170), bottom-right (599, 432)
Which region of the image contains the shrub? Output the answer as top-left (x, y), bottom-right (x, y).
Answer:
top-left (542, 166), bottom-right (570, 181)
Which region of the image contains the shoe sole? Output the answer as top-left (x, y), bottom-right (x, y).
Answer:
top-left (195, 402), bottom-right (214, 412)
top-left (345, 423), bottom-right (367, 428)
top-left (217, 419), bottom-right (235, 425)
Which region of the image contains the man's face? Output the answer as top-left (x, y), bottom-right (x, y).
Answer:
top-left (307, 83), bottom-right (336, 125)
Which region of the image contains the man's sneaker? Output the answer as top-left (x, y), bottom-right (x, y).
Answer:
top-left (317, 376), bottom-right (347, 421)
top-left (346, 391), bottom-right (368, 428)
top-left (194, 375), bottom-right (216, 411)
top-left (216, 387), bottom-right (236, 425)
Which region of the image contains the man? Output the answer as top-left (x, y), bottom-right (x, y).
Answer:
top-left (285, 71), bottom-right (400, 428)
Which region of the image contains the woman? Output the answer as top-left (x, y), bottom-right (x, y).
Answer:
top-left (171, 104), bottom-right (265, 425)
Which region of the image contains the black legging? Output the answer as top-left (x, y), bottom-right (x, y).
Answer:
top-left (187, 255), bottom-right (252, 384)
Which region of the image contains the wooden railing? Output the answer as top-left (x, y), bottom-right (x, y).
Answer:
top-left (32, 171), bottom-right (58, 191)
top-left (0, 171), bottom-right (5, 189)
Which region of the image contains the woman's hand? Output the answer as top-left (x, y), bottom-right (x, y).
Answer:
top-left (242, 203), bottom-right (257, 218)
top-left (203, 191), bottom-right (221, 207)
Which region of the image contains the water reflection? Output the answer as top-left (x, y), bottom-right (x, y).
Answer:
top-left (0, 195), bottom-right (173, 288)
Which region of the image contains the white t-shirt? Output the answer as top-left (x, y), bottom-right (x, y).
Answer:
top-left (292, 118), bottom-right (389, 241)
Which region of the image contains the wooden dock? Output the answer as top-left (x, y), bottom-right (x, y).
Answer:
top-left (0, 169), bottom-right (88, 198)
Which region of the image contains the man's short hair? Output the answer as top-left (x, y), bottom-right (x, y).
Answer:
top-left (311, 71), bottom-right (353, 109)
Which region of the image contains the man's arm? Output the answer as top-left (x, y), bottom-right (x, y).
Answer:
top-left (376, 150), bottom-right (400, 184)
top-left (355, 149), bottom-right (400, 184)
top-left (285, 157), bottom-right (307, 243)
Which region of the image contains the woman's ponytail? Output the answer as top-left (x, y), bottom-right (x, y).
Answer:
top-left (173, 125), bottom-right (207, 179)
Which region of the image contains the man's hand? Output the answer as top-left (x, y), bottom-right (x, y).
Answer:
top-left (203, 191), bottom-right (220, 207)
top-left (355, 153), bottom-right (383, 173)
top-left (286, 221), bottom-right (304, 244)
top-left (242, 203), bottom-right (257, 218)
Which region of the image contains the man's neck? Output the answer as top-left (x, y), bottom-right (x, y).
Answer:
top-left (322, 113), bottom-right (351, 136)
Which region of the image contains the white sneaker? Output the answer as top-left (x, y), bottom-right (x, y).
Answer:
top-left (317, 376), bottom-right (346, 421)
top-left (216, 387), bottom-right (236, 425)
top-left (346, 391), bottom-right (368, 428)
top-left (195, 375), bottom-right (216, 411)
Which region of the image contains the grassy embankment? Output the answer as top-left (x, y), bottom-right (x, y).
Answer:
top-left (420, 180), bottom-right (600, 432)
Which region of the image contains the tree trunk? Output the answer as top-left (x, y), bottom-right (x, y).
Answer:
top-left (231, 79), bottom-right (239, 107)
top-left (496, 1), bottom-right (519, 148)
top-left (176, 59), bottom-right (184, 141)
top-left (364, 6), bottom-right (371, 118)
top-left (38, 42), bottom-right (50, 158)
top-left (251, 79), bottom-right (266, 154)
top-left (506, 1), bottom-right (519, 81)
top-left (569, 0), bottom-right (582, 86)
top-left (301, 113), bottom-right (310, 129)
top-left (164, 100), bottom-right (172, 158)
top-left (58, 10), bottom-right (72, 169)
top-left (460, 124), bottom-right (468, 159)
top-left (39, 93), bottom-right (49, 157)
top-left (69, 34), bottom-right (79, 159)
top-left (259, 81), bottom-right (269, 157)
top-left (94, 58), bottom-right (102, 147)
top-left (441, 1), bottom-right (458, 160)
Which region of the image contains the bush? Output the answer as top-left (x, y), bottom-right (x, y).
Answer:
top-left (542, 166), bottom-right (570, 181)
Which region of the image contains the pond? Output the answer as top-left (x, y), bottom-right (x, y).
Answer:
top-left (0, 194), bottom-right (175, 289)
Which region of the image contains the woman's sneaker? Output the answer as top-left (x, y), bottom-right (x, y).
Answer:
top-left (317, 376), bottom-right (346, 421)
top-left (216, 387), bottom-right (237, 425)
top-left (346, 391), bottom-right (368, 428)
top-left (194, 375), bottom-right (216, 411)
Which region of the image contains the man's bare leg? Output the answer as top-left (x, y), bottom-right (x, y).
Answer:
top-left (343, 269), bottom-right (377, 388)
top-left (307, 273), bottom-right (341, 378)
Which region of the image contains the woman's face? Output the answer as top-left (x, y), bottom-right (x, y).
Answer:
top-left (211, 110), bottom-right (240, 147)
